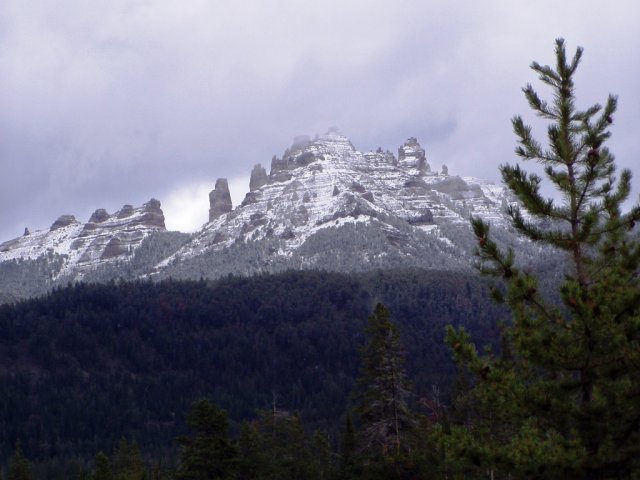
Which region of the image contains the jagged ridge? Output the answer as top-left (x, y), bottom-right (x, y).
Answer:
top-left (0, 130), bottom-right (553, 301)
top-left (0, 199), bottom-right (166, 279)
top-left (157, 130), bottom-right (517, 277)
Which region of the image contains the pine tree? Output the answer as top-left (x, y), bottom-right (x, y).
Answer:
top-left (339, 412), bottom-right (358, 480)
top-left (175, 399), bottom-right (237, 480)
top-left (446, 38), bottom-right (640, 479)
top-left (6, 441), bottom-right (32, 480)
top-left (236, 421), bottom-right (266, 480)
top-left (92, 452), bottom-right (113, 480)
top-left (310, 430), bottom-right (334, 480)
top-left (355, 303), bottom-right (416, 476)
top-left (236, 409), bottom-right (315, 480)
top-left (112, 438), bottom-right (147, 480)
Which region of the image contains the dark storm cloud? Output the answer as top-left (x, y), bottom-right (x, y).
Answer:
top-left (1, 0), bottom-right (639, 237)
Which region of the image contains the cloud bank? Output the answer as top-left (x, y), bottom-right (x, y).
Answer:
top-left (1, 0), bottom-right (638, 238)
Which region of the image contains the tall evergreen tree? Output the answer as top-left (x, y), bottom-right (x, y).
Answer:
top-left (446, 38), bottom-right (640, 479)
top-left (112, 439), bottom-right (147, 480)
top-left (310, 430), bottom-right (335, 480)
top-left (175, 399), bottom-right (237, 480)
top-left (339, 412), bottom-right (358, 480)
top-left (236, 408), bottom-right (315, 480)
top-left (92, 452), bottom-right (113, 480)
top-left (7, 441), bottom-right (32, 480)
top-left (355, 303), bottom-right (416, 476)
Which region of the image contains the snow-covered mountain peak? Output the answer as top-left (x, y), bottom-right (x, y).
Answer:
top-left (1, 130), bottom-right (534, 302)
top-left (0, 198), bottom-right (166, 277)
top-left (153, 131), bottom-right (518, 278)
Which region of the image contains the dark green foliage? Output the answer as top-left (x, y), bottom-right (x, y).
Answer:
top-left (309, 430), bottom-right (335, 480)
top-left (446, 39), bottom-right (640, 479)
top-left (7, 442), bottom-right (32, 480)
top-left (112, 439), bottom-right (147, 480)
top-left (236, 409), bottom-right (315, 480)
top-left (89, 442), bottom-right (151, 480)
top-left (352, 305), bottom-right (438, 480)
top-left (175, 400), bottom-right (236, 480)
top-left (339, 412), bottom-right (358, 480)
top-left (91, 452), bottom-right (112, 480)
top-left (355, 304), bottom-right (414, 461)
top-left (170, 399), bottom-right (338, 480)
top-left (0, 268), bottom-right (504, 472)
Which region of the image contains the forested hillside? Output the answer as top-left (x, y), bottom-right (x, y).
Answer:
top-left (0, 269), bottom-right (505, 475)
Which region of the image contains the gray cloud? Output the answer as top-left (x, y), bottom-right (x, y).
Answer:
top-left (1, 0), bottom-right (639, 238)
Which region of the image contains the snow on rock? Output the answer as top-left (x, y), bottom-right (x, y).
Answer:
top-left (0, 199), bottom-right (166, 277)
top-left (209, 179), bottom-right (233, 221)
top-left (0, 129), bottom-right (524, 288)
top-left (155, 131), bottom-right (516, 272)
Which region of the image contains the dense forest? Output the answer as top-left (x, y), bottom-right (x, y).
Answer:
top-left (0, 269), bottom-right (504, 478)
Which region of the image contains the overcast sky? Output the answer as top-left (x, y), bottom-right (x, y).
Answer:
top-left (1, 0), bottom-right (639, 240)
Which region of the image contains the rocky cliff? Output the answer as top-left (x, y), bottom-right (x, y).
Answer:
top-left (0, 199), bottom-right (166, 279)
top-left (153, 131), bottom-right (530, 279)
top-left (0, 130), bottom-right (552, 302)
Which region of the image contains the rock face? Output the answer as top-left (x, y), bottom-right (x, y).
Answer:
top-left (154, 130), bottom-right (523, 279)
top-left (0, 129), bottom-right (531, 298)
top-left (249, 164), bottom-right (269, 192)
top-left (117, 205), bottom-right (134, 218)
top-left (101, 236), bottom-right (126, 259)
top-left (0, 199), bottom-right (167, 277)
top-left (398, 137), bottom-right (429, 172)
top-left (209, 179), bottom-right (233, 221)
top-left (137, 199), bottom-right (165, 228)
top-left (51, 215), bottom-right (79, 231)
top-left (89, 209), bottom-right (110, 223)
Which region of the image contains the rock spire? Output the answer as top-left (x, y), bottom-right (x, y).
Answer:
top-left (209, 178), bottom-right (233, 221)
top-left (249, 164), bottom-right (269, 191)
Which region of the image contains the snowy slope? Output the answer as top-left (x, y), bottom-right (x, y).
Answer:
top-left (155, 131), bottom-right (520, 276)
top-left (0, 130), bottom-right (534, 300)
top-left (0, 199), bottom-right (166, 279)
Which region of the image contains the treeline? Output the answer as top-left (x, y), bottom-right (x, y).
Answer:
top-left (0, 269), bottom-right (505, 478)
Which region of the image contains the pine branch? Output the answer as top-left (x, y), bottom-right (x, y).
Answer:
top-left (531, 61), bottom-right (559, 87)
top-left (523, 85), bottom-right (556, 119)
top-left (501, 165), bottom-right (557, 218)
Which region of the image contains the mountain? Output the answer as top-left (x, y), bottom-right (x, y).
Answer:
top-left (153, 130), bottom-right (533, 279)
top-left (0, 130), bottom-right (557, 302)
top-left (0, 199), bottom-right (165, 271)
top-left (0, 199), bottom-right (185, 303)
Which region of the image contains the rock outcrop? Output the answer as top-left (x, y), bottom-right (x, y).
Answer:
top-left (249, 164), bottom-right (269, 192)
top-left (398, 137), bottom-right (429, 172)
top-left (50, 215), bottom-right (78, 231)
top-left (117, 205), bottom-right (134, 218)
top-left (153, 129), bottom-right (518, 280)
top-left (432, 177), bottom-right (483, 200)
top-left (209, 179), bottom-right (233, 221)
top-left (1, 129), bottom-right (527, 295)
top-left (101, 236), bottom-right (126, 259)
top-left (89, 209), bottom-right (110, 223)
top-left (0, 199), bottom-right (167, 275)
top-left (136, 199), bottom-right (165, 228)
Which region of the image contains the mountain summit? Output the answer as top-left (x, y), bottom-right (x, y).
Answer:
top-left (0, 131), bottom-right (538, 302)
top-left (155, 130), bottom-right (519, 279)
top-left (0, 199), bottom-right (165, 270)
